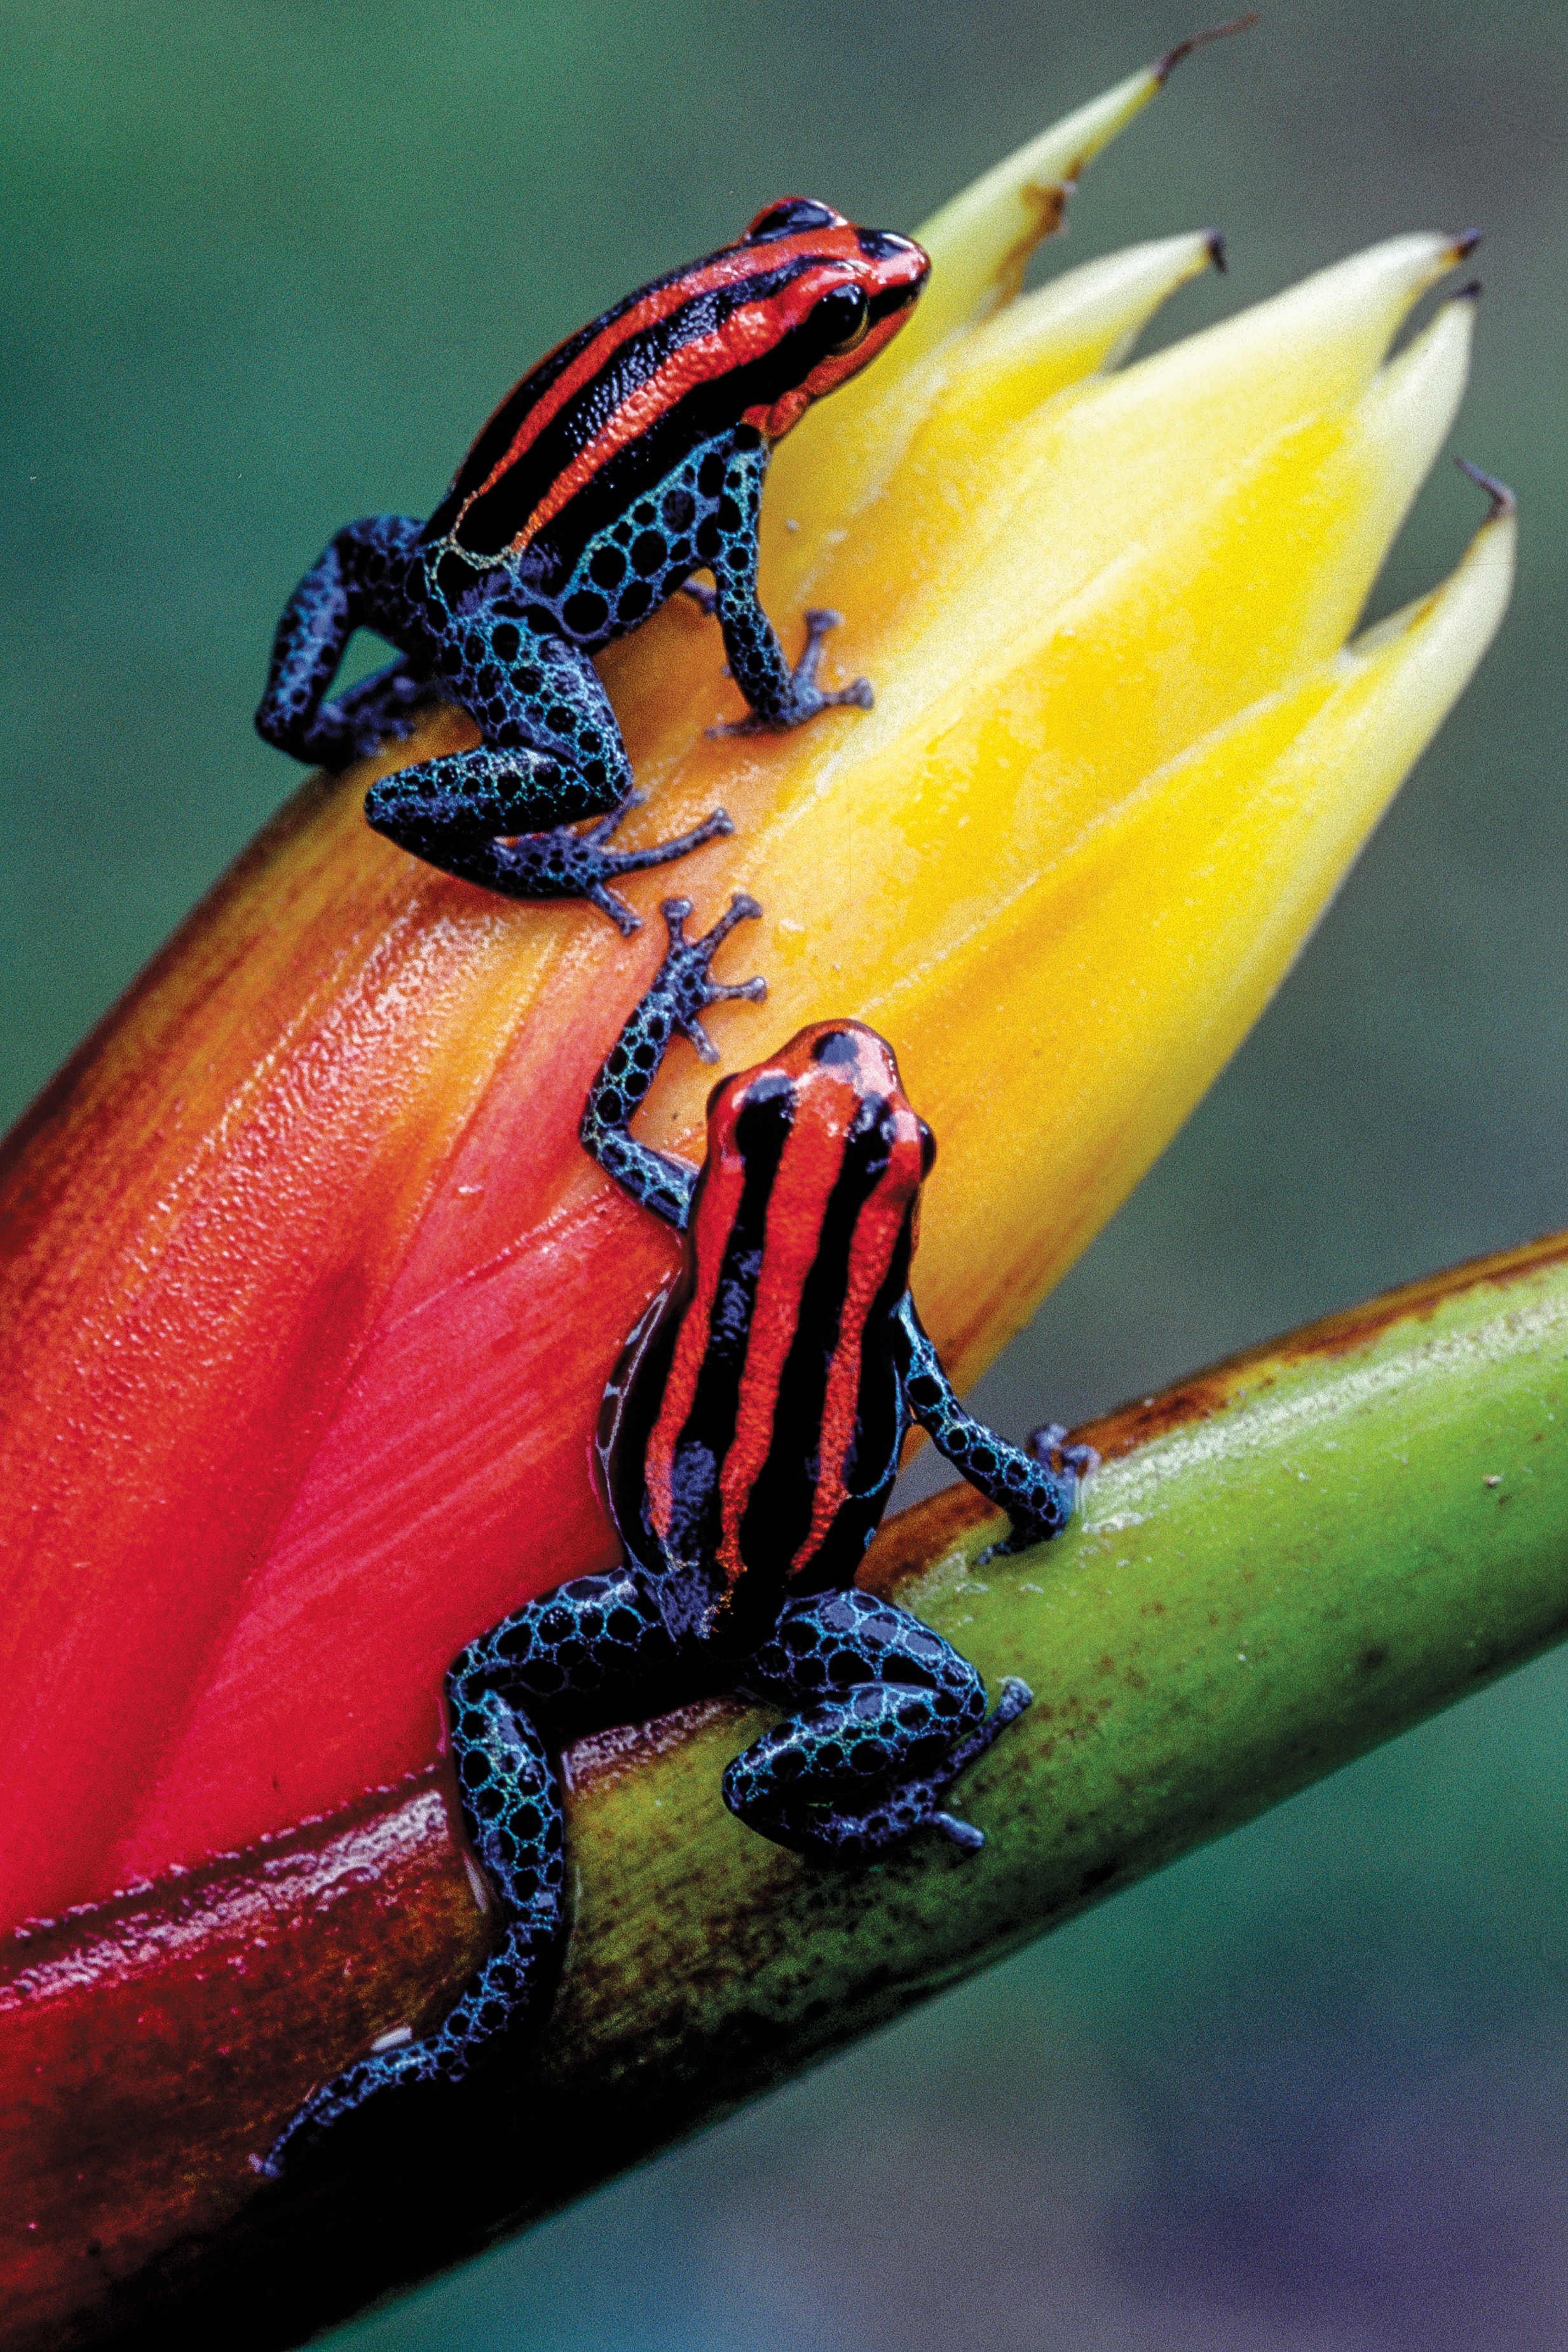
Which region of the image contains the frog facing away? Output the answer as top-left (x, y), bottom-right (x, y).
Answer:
top-left (256, 203), bottom-right (929, 931)
top-left (259, 898), bottom-right (1092, 2176)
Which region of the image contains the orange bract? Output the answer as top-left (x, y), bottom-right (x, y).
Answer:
top-left (0, 61), bottom-right (1511, 1936)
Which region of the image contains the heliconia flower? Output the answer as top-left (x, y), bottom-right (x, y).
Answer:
top-left (0, 43), bottom-right (1509, 2043)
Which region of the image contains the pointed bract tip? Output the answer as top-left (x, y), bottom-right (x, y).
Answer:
top-left (1454, 456), bottom-right (1516, 519)
top-left (1156, 12), bottom-right (1259, 84)
top-left (1451, 228), bottom-right (1484, 262)
top-left (1205, 229), bottom-right (1228, 275)
top-left (1450, 277), bottom-right (1483, 304)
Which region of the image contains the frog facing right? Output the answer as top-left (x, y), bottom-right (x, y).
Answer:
top-left (256, 202), bottom-right (929, 930)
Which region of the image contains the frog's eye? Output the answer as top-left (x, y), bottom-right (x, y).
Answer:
top-left (917, 1118), bottom-right (937, 1176)
top-left (813, 282), bottom-right (869, 355)
top-left (744, 197), bottom-right (838, 243)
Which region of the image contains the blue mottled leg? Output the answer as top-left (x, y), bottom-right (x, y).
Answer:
top-left (724, 1588), bottom-right (1030, 1859)
top-left (365, 631), bottom-right (731, 933)
top-left (256, 516), bottom-right (426, 766)
top-left (326, 655), bottom-right (436, 753)
top-left (257, 1570), bottom-right (683, 2178)
top-left (701, 442), bottom-right (873, 733)
top-left (368, 753), bottom-right (734, 933)
top-left (894, 1292), bottom-right (1092, 1559)
top-left (581, 894), bottom-right (766, 1229)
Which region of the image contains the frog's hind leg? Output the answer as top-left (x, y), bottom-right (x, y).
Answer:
top-left (364, 627), bottom-right (730, 933)
top-left (725, 1589), bottom-right (1031, 1861)
top-left (255, 1688), bottom-right (561, 2180)
top-left (256, 1569), bottom-right (685, 2178)
top-left (256, 515), bottom-right (428, 767)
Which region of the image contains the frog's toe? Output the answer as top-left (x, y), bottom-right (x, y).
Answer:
top-left (792, 608), bottom-right (872, 716)
top-left (654, 892), bottom-right (767, 1055)
top-left (931, 1810), bottom-right (986, 1852)
top-left (484, 803), bottom-right (735, 931)
top-left (1026, 1422), bottom-right (1100, 1481)
top-left (819, 675), bottom-right (875, 713)
top-left (585, 880), bottom-right (644, 936)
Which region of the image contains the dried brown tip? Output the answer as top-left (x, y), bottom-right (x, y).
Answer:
top-left (1450, 228), bottom-right (1484, 262)
top-left (1454, 457), bottom-right (1517, 519)
top-left (1156, 13), bottom-right (1260, 83)
top-left (1205, 229), bottom-right (1228, 275)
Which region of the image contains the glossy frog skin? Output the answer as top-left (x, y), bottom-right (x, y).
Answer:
top-left (256, 201), bottom-right (929, 930)
top-left (262, 897), bottom-right (1093, 2177)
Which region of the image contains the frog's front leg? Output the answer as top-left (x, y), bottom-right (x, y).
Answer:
top-left (258, 1569), bottom-right (686, 2178)
top-left (894, 1292), bottom-right (1093, 1560)
top-left (725, 1589), bottom-right (1030, 1860)
top-left (702, 439), bottom-right (874, 733)
top-left (580, 892), bottom-right (767, 1226)
top-left (364, 627), bottom-right (731, 934)
top-left (256, 515), bottom-right (430, 767)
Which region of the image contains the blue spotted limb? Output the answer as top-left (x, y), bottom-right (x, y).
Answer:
top-left (579, 894), bottom-right (767, 1229)
top-left (254, 512), bottom-right (736, 934)
top-left (893, 1294), bottom-right (1093, 1559)
top-left (257, 1570), bottom-right (697, 2180)
top-left (690, 443), bottom-right (874, 734)
top-left (726, 1587), bottom-right (1032, 1859)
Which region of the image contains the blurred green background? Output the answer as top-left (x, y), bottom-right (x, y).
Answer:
top-left (6, 1), bottom-right (1567, 2344)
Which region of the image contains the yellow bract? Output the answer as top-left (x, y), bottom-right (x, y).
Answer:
top-left (588, 70), bottom-right (1511, 1393)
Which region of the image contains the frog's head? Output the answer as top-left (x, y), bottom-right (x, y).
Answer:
top-left (730, 199), bottom-right (931, 440)
top-left (699, 1019), bottom-right (937, 1287)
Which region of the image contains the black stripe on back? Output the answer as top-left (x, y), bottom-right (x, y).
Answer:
top-left (662, 1074), bottom-right (796, 1565)
top-left (502, 313), bottom-right (842, 591)
top-left (735, 1092), bottom-right (900, 1580)
top-left (421, 260), bottom-right (810, 558)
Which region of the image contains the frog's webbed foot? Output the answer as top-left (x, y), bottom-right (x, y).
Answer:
top-left (652, 892), bottom-right (767, 1062)
top-left (367, 744), bottom-right (737, 936)
top-left (494, 800), bottom-right (737, 938)
top-left (708, 608), bottom-right (874, 738)
top-left (975, 1431), bottom-right (1094, 1562)
top-left (927, 1676), bottom-right (1033, 1848)
top-left (725, 1672), bottom-right (1032, 1861)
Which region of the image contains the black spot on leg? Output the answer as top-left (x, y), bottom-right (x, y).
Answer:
top-left (563, 589), bottom-right (609, 636)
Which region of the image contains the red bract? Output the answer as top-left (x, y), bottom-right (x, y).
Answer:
top-left (0, 708), bottom-right (697, 1936)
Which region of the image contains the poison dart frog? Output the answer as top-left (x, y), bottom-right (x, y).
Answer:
top-left (256, 201), bottom-right (929, 931)
top-left (261, 896), bottom-right (1094, 2177)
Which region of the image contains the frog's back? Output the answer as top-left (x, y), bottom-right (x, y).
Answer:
top-left (601, 1022), bottom-right (934, 1652)
top-left (418, 203), bottom-right (927, 610)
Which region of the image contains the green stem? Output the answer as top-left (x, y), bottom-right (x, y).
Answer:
top-left (535, 1231), bottom-right (1568, 2184)
top-left (12, 1234), bottom-right (1567, 2349)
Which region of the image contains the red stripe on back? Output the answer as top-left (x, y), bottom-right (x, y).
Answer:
top-left (787, 1132), bottom-right (917, 1579)
top-left (500, 301), bottom-right (792, 554)
top-left (714, 1076), bottom-right (850, 1592)
top-left (448, 228), bottom-right (859, 538)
